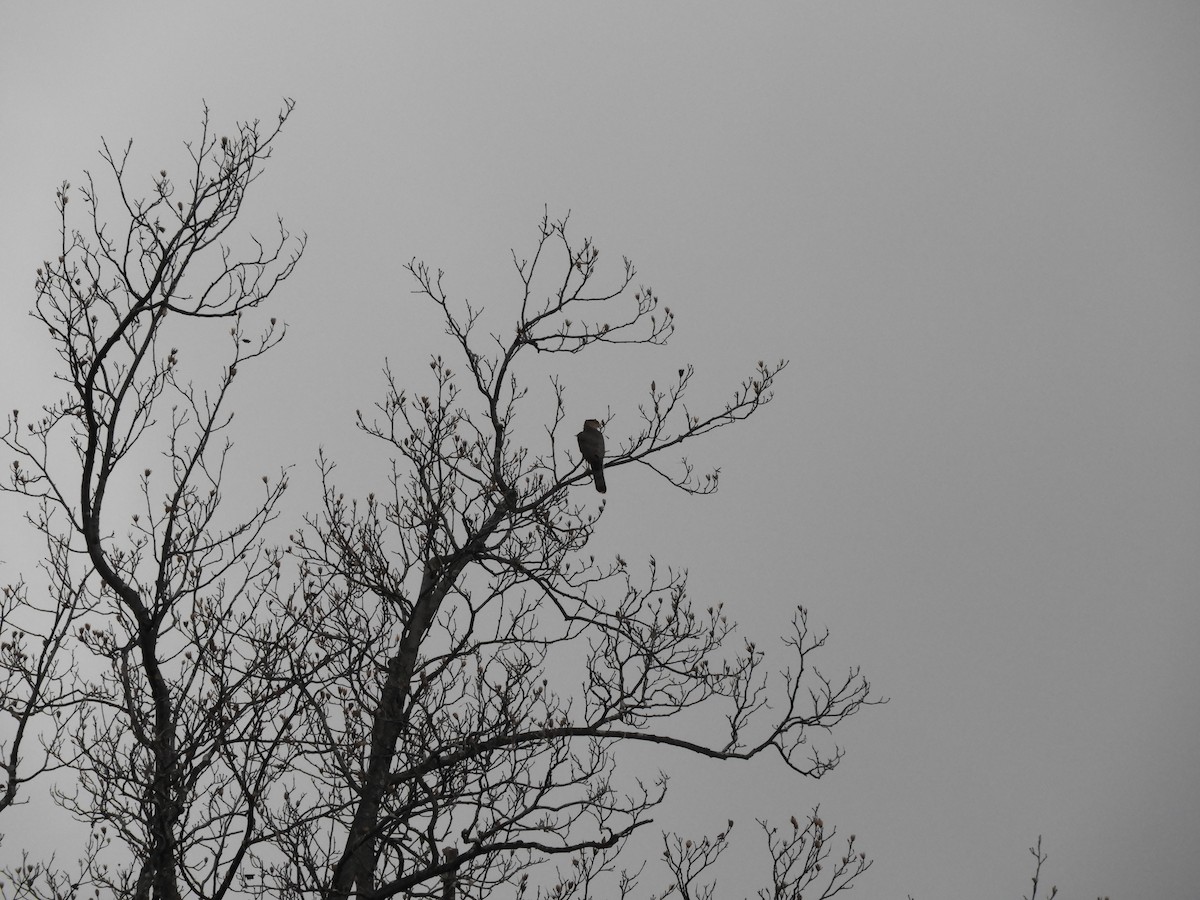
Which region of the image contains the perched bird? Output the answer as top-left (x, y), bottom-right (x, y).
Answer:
top-left (576, 418), bottom-right (607, 493)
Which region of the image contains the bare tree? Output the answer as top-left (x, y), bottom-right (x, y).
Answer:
top-left (3, 105), bottom-right (879, 900)
top-left (268, 213), bottom-right (879, 899)
top-left (2, 102), bottom-right (306, 899)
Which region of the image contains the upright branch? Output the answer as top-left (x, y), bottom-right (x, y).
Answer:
top-left (0, 554), bottom-right (84, 823)
top-left (278, 213), bottom-right (878, 900)
top-left (1, 101), bottom-right (305, 900)
top-left (1023, 836), bottom-right (1058, 900)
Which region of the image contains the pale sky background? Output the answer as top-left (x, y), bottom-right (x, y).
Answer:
top-left (3, 4), bottom-right (1199, 898)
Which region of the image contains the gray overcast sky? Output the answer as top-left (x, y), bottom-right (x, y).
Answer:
top-left (3, 4), bottom-right (1199, 898)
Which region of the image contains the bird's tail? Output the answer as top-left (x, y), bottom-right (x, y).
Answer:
top-left (593, 468), bottom-right (607, 494)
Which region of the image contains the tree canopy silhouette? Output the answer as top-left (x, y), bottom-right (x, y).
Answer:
top-left (1, 102), bottom-right (878, 900)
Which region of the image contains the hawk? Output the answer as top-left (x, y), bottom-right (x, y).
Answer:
top-left (576, 418), bottom-right (606, 494)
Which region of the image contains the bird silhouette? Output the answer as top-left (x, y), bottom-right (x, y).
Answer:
top-left (576, 418), bottom-right (606, 493)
